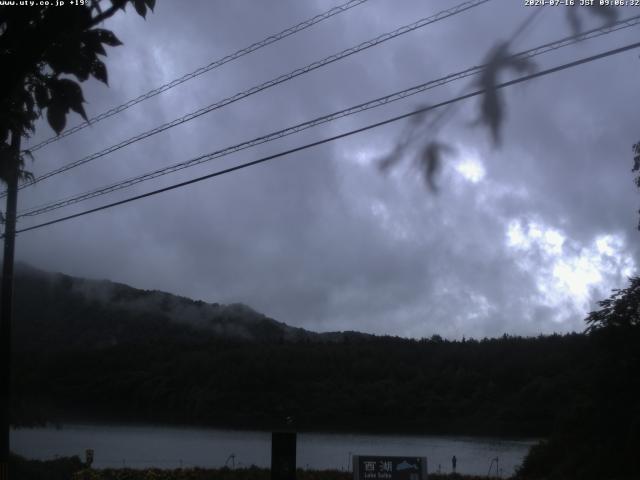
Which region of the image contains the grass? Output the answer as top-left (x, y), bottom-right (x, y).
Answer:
top-left (70, 467), bottom-right (498, 480)
top-left (10, 455), bottom-right (503, 480)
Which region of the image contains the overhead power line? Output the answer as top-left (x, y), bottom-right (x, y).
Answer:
top-left (18, 14), bottom-right (640, 219)
top-left (6, 0), bottom-right (492, 198)
top-left (11, 40), bottom-right (640, 237)
top-left (23, 0), bottom-right (371, 154)
top-left (509, 6), bottom-right (545, 46)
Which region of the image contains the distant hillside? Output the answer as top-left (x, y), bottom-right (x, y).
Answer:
top-left (12, 263), bottom-right (371, 351)
top-left (10, 264), bottom-right (593, 438)
top-left (11, 264), bottom-right (640, 479)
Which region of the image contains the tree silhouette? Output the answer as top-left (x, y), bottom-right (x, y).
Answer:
top-left (0, 0), bottom-right (156, 164)
top-left (515, 144), bottom-right (640, 480)
top-left (585, 276), bottom-right (640, 332)
top-left (0, 1), bottom-right (155, 475)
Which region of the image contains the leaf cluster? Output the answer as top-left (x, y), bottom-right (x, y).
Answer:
top-left (471, 6), bottom-right (618, 146)
top-left (376, 6), bottom-right (621, 192)
top-left (585, 276), bottom-right (640, 332)
top-left (0, 0), bottom-right (155, 181)
top-left (472, 42), bottom-right (535, 145)
top-left (377, 106), bottom-right (455, 191)
top-left (566, 4), bottom-right (618, 37)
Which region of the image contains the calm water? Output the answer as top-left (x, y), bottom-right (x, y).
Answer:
top-left (12, 424), bottom-right (537, 476)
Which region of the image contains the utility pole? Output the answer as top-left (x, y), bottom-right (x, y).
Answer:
top-left (0, 129), bottom-right (20, 480)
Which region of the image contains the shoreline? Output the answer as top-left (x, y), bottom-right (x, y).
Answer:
top-left (11, 455), bottom-right (511, 480)
top-left (10, 418), bottom-right (544, 443)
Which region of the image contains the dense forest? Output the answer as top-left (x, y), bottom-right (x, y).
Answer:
top-left (13, 331), bottom-right (593, 437)
top-left (9, 265), bottom-right (640, 478)
top-left (9, 265), bottom-right (593, 437)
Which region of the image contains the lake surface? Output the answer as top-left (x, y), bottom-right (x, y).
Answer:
top-left (12, 424), bottom-right (537, 476)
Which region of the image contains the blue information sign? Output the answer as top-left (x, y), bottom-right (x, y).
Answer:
top-left (353, 455), bottom-right (428, 480)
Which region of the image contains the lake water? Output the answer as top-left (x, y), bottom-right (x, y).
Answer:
top-left (12, 424), bottom-right (537, 476)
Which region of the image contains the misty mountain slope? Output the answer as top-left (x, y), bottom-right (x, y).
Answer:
top-left (13, 263), bottom-right (335, 351)
top-left (11, 264), bottom-right (599, 437)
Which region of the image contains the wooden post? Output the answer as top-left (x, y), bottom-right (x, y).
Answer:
top-left (0, 130), bottom-right (20, 480)
top-left (271, 431), bottom-right (296, 480)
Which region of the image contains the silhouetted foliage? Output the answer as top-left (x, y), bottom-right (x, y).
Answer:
top-left (516, 277), bottom-right (640, 480)
top-left (566, 4), bottom-right (618, 37)
top-left (376, 107), bottom-right (454, 191)
top-left (471, 6), bottom-right (617, 148)
top-left (418, 141), bottom-right (454, 191)
top-left (10, 453), bottom-right (84, 480)
top-left (66, 466), bottom-right (488, 480)
top-left (377, 106), bottom-right (430, 173)
top-left (5, 457), bottom-right (503, 480)
top-left (471, 43), bottom-right (535, 145)
top-left (0, 0), bottom-right (155, 181)
top-left (585, 276), bottom-right (640, 332)
top-left (377, 6), bottom-right (620, 190)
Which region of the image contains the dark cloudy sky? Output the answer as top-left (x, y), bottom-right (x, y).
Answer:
top-left (15, 0), bottom-right (640, 339)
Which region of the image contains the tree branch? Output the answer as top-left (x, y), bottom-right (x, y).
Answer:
top-left (89, 3), bottom-right (121, 27)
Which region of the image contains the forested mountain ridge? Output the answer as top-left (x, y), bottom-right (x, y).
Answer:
top-left (12, 263), bottom-right (371, 351)
top-left (11, 264), bottom-right (594, 439)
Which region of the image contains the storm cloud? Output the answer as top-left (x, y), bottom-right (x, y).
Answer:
top-left (15, 0), bottom-right (640, 338)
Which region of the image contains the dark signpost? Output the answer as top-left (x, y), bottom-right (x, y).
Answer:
top-left (353, 455), bottom-right (428, 480)
top-left (271, 432), bottom-right (297, 480)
